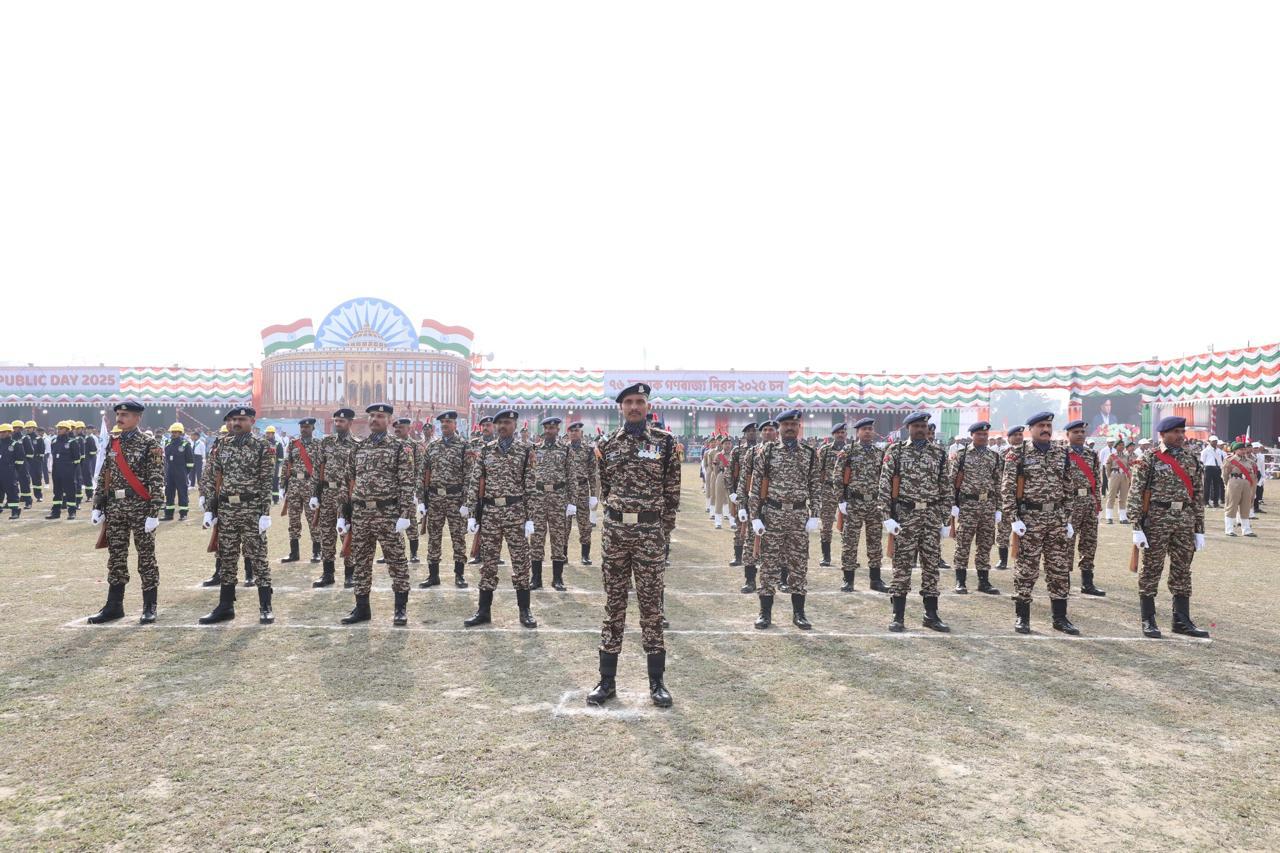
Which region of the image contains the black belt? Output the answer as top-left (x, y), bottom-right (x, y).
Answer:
top-left (429, 484), bottom-right (463, 496)
top-left (1151, 500), bottom-right (1190, 510)
top-left (605, 507), bottom-right (661, 524)
top-left (766, 498), bottom-right (807, 510)
top-left (1229, 474), bottom-right (1245, 480)
top-left (219, 492), bottom-right (261, 505)
top-left (959, 491), bottom-right (992, 503)
top-left (896, 497), bottom-right (932, 511)
top-left (1021, 500), bottom-right (1058, 511)
top-left (483, 495), bottom-right (523, 507)
top-left (353, 498), bottom-right (397, 510)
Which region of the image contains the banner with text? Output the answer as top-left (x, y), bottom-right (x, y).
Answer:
top-left (0, 367), bottom-right (121, 397)
top-left (603, 371), bottom-right (789, 401)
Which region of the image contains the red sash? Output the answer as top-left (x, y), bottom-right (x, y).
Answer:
top-left (1114, 458), bottom-right (1130, 477)
top-left (1068, 450), bottom-right (1099, 510)
top-left (1153, 450), bottom-right (1194, 501)
top-left (1229, 457), bottom-right (1256, 487)
top-left (292, 439), bottom-right (314, 476)
top-left (111, 437), bottom-right (152, 501)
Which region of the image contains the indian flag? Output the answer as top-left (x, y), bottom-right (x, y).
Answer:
top-left (419, 319), bottom-right (474, 357)
top-left (261, 318), bottom-right (315, 355)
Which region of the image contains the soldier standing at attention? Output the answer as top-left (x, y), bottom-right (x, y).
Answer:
top-left (338, 404), bottom-right (416, 626)
top-left (738, 420), bottom-right (780, 591)
top-left (45, 422), bottom-right (81, 519)
top-left (878, 412), bottom-right (950, 633)
top-left (200, 406), bottom-right (275, 625)
top-left (466, 416), bottom-right (496, 566)
top-left (727, 422), bottom-right (758, 584)
top-left (816, 422), bottom-right (846, 567)
top-left (565, 421), bottom-right (600, 567)
top-left (263, 425), bottom-right (285, 505)
top-left (0, 422), bottom-right (21, 519)
top-left (1222, 441), bottom-right (1256, 537)
top-left (527, 416), bottom-right (579, 591)
top-left (162, 422), bottom-right (194, 521)
top-left (836, 417), bottom-right (888, 592)
top-left (12, 420), bottom-right (34, 509)
top-left (420, 411), bottom-right (471, 589)
top-left (1128, 416), bottom-right (1209, 638)
top-left (75, 421), bottom-right (96, 504)
top-left (1003, 412), bottom-right (1079, 636)
top-left (749, 410), bottom-right (821, 630)
top-left (1104, 435), bottom-right (1132, 525)
top-left (1063, 419), bottom-right (1106, 597)
top-left (308, 408), bottom-right (359, 588)
top-left (380, 417), bottom-right (425, 568)
top-left (587, 383), bottom-right (679, 708)
top-left (198, 422), bottom-right (230, 587)
top-left (280, 417), bottom-right (321, 565)
top-left (462, 409), bottom-right (537, 629)
top-left (948, 420), bottom-right (1002, 595)
top-left (87, 402), bottom-right (164, 624)
top-left (994, 425), bottom-right (1024, 568)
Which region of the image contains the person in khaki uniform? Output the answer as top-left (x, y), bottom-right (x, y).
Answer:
top-left (1223, 441), bottom-right (1257, 537)
top-left (1104, 439), bottom-right (1132, 524)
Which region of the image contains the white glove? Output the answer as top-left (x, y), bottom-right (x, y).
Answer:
top-left (144, 517), bottom-right (160, 534)
top-left (884, 518), bottom-right (902, 536)
top-left (417, 502), bottom-right (426, 515)
top-left (1194, 533), bottom-right (1205, 551)
top-left (336, 518), bottom-right (349, 536)
top-left (588, 496), bottom-right (598, 510)
top-left (524, 520), bottom-right (535, 538)
top-left (995, 510), bottom-right (1002, 523)
top-left (940, 524), bottom-right (952, 538)
top-left (738, 508), bottom-right (748, 523)
top-left (566, 504), bottom-right (577, 517)
top-left (91, 509), bottom-right (104, 525)
top-left (467, 518), bottom-right (479, 535)
top-left (395, 517), bottom-right (410, 533)
top-left (838, 501), bottom-right (848, 515)
top-left (1011, 520), bottom-right (1027, 537)
top-left (588, 511), bottom-right (597, 524)
top-left (1133, 530), bottom-right (1148, 549)
top-left (308, 496), bottom-right (319, 511)
top-left (202, 512), bottom-right (214, 528)
top-left (459, 505), bottom-right (470, 518)
top-left (751, 518), bottom-right (765, 535)
top-left (806, 517), bottom-right (820, 533)
top-left (198, 496), bottom-right (206, 511)
top-left (1097, 511), bottom-right (1103, 520)
top-left (951, 505), bottom-right (961, 519)
top-left (1065, 522), bottom-right (1075, 540)
top-left (258, 515), bottom-right (271, 533)
top-left (729, 492), bottom-right (738, 505)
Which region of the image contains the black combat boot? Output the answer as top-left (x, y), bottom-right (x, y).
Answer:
top-left (1140, 595), bottom-right (1161, 638)
top-left (888, 595), bottom-right (907, 632)
top-left (754, 595), bottom-right (773, 629)
top-left (258, 586), bottom-right (274, 624)
top-left (464, 589), bottom-right (493, 627)
top-left (1172, 594), bottom-right (1209, 638)
top-left (587, 651), bottom-right (618, 706)
top-left (202, 564), bottom-right (221, 587)
top-left (45, 505), bottom-right (61, 520)
top-left (552, 560), bottom-right (566, 592)
top-left (996, 546), bottom-right (1009, 569)
top-left (66, 506), bottom-right (76, 520)
top-left (791, 593), bottom-right (812, 630)
top-left (139, 586), bottom-right (157, 624)
top-left (841, 570), bottom-right (854, 593)
top-left (419, 561), bottom-right (441, 589)
top-left (198, 584), bottom-right (236, 625)
top-left (869, 566), bottom-right (889, 593)
top-left (163, 508), bottom-right (174, 521)
top-left (1014, 599), bottom-right (1031, 634)
top-left (393, 590), bottom-right (408, 626)
top-left (517, 588), bottom-right (537, 628)
top-left (409, 538), bottom-right (420, 564)
top-left (954, 568), bottom-right (968, 594)
top-left (938, 555), bottom-right (951, 570)
top-left (1051, 598), bottom-right (1079, 635)
top-left (311, 540), bottom-right (321, 563)
top-left (819, 540), bottom-right (832, 567)
top-left (922, 596), bottom-right (949, 632)
top-left (87, 583), bottom-right (126, 624)
top-left (178, 509), bottom-right (187, 520)
top-left (243, 559), bottom-right (255, 588)
top-left (281, 538), bottom-right (301, 563)
top-left (343, 563), bottom-right (354, 589)
top-left (530, 560), bottom-right (543, 590)
top-left (341, 593), bottom-right (371, 625)
top-left (8, 506), bottom-right (18, 519)
top-left (648, 651), bottom-right (673, 708)
top-left (730, 543), bottom-right (743, 567)
top-left (740, 565), bottom-right (757, 594)
top-left (454, 561), bottom-right (468, 588)
top-left (313, 559), bottom-right (335, 588)
top-left (1080, 570), bottom-right (1106, 596)
top-left (779, 566), bottom-right (790, 593)
top-left (581, 543), bottom-right (592, 566)
top-left (976, 570), bottom-right (1000, 595)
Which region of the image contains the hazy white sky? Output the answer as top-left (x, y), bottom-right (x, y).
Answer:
top-left (2, 2), bottom-right (1276, 374)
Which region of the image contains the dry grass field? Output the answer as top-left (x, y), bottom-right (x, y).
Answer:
top-left (0, 464), bottom-right (1277, 851)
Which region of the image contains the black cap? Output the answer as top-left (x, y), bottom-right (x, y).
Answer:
top-left (1007, 425), bottom-right (1025, 436)
top-left (494, 409), bottom-right (518, 421)
top-left (852, 417), bottom-right (875, 430)
top-left (332, 408), bottom-right (356, 420)
top-left (227, 406), bottom-right (256, 418)
top-left (540, 416), bottom-right (563, 427)
top-left (1156, 415), bottom-right (1186, 433)
top-left (776, 409), bottom-right (802, 423)
top-left (366, 403), bottom-right (393, 415)
top-left (831, 423), bottom-right (847, 434)
top-left (393, 417), bottom-right (412, 426)
top-left (478, 416), bottom-right (494, 426)
top-left (298, 417), bottom-right (317, 427)
top-left (903, 412), bottom-right (930, 426)
top-left (969, 421), bottom-right (991, 433)
top-left (1064, 419), bottom-right (1087, 432)
top-left (567, 421), bottom-right (584, 430)
top-left (1026, 411), bottom-right (1054, 427)
top-left (742, 422), bottom-right (758, 433)
top-left (615, 382), bottom-right (651, 404)
top-left (436, 410), bottom-right (458, 421)
top-left (113, 401), bottom-right (145, 413)
top-left (760, 420), bottom-right (779, 430)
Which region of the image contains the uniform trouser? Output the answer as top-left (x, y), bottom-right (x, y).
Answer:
top-left (317, 490), bottom-right (349, 566)
top-left (599, 519), bottom-right (666, 654)
top-left (529, 491), bottom-right (569, 562)
top-left (15, 460), bottom-right (30, 502)
top-left (733, 500), bottom-right (751, 554)
top-left (1224, 478), bottom-right (1252, 522)
top-left (425, 494), bottom-right (467, 562)
top-left (478, 506), bottom-right (531, 591)
top-left (888, 508), bottom-right (941, 597)
top-left (996, 514), bottom-right (1012, 549)
top-left (1012, 510), bottom-right (1070, 602)
top-left (1137, 508), bottom-right (1196, 598)
top-left (840, 498), bottom-right (883, 569)
top-left (952, 500), bottom-right (996, 569)
top-left (567, 494), bottom-right (594, 546)
top-left (1067, 498), bottom-right (1099, 572)
top-left (79, 460), bottom-right (93, 496)
top-left (217, 504), bottom-right (270, 586)
top-left (164, 470), bottom-right (189, 513)
top-left (758, 505), bottom-right (810, 596)
top-left (819, 488), bottom-right (838, 544)
top-left (1106, 473), bottom-right (1130, 512)
top-left (350, 506), bottom-right (409, 595)
top-left (52, 465), bottom-right (79, 508)
top-left (272, 467), bottom-right (281, 501)
top-left (1, 471), bottom-right (18, 511)
top-left (1203, 467), bottom-right (1223, 505)
top-left (191, 456), bottom-right (203, 487)
top-left (285, 478), bottom-right (316, 540)
top-left (104, 499), bottom-right (159, 590)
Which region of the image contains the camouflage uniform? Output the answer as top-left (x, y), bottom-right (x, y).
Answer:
top-left (527, 436), bottom-right (579, 575)
top-left (950, 444), bottom-right (1002, 572)
top-left (816, 438), bottom-right (844, 555)
top-left (1064, 443), bottom-right (1101, 581)
top-left (878, 440), bottom-right (948, 597)
top-left (466, 438), bottom-right (535, 591)
top-left (836, 441), bottom-right (884, 582)
top-left (566, 436), bottom-right (600, 558)
top-left (210, 433), bottom-right (275, 586)
top-left (314, 431), bottom-right (358, 566)
top-left (347, 432), bottom-right (416, 595)
top-left (422, 433), bottom-right (469, 567)
top-left (751, 440), bottom-right (821, 597)
top-left (404, 437), bottom-right (424, 551)
top-left (94, 430), bottom-right (165, 589)
top-left (1127, 445), bottom-right (1204, 599)
top-left (728, 439), bottom-right (756, 569)
top-left (283, 435), bottom-right (320, 546)
top-left (597, 424), bottom-right (680, 654)
top-left (1002, 442), bottom-right (1072, 603)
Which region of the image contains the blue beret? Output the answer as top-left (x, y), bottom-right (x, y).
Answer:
top-left (1156, 415), bottom-right (1186, 433)
top-left (761, 420), bottom-right (779, 429)
top-left (541, 416), bottom-right (562, 427)
top-left (332, 408), bottom-right (355, 420)
top-left (1007, 425), bottom-right (1025, 436)
top-left (298, 417), bottom-right (317, 427)
top-left (1026, 411), bottom-right (1054, 427)
top-left (113, 401), bottom-right (145, 413)
top-left (436, 410), bottom-right (458, 421)
top-left (227, 406), bottom-right (256, 418)
top-left (478, 416), bottom-right (494, 425)
top-left (615, 382), bottom-right (651, 403)
top-left (366, 403), bottom-right (393, 415)
top-left (831, 422), bottom-right (847, 434)
top-left (969, 421), bottom-right (991, 433)
top-left (567, 421), bottom-right (584, 430)
top-left (494, 409), bottom-right (518, 421)
top-left (852, 417), bottom-right (875, 430)
top-left (776, 409), bottom-right (802, 423)
top-left (903, 412), bottom-right (930, 426)
top-left (742, 422), bottom-right (758, 433)
top-left (1064, 419), bottom-right (1087, 432)
top-left (393, 417), bottom-right (412, 426)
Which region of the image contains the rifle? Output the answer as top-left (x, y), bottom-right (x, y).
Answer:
top-left (420, 462), bottom-right (432, 534)
top-left (206, 468), bottom-right (222, 553)
top-left (1131, 467), bottom-right (1153, 573)
top-left (836, 451), bottom-right (849, 533)
top-left (752, 474), bottom-right (769, 560)
top-left (886, 471), bottom-right (899, 559)
top-left (341, 477), bottom-right (354, 558)
top-left (94, 460), bottom-right (111, 549)
top-left (949, 448), bottom-right (967, 538)
top-left (1010, 468), bottom-right (1024, 562)
top-left (470, 475), bottom-right (485, 559)
top-left (310, 459), bottom-right (325, 530)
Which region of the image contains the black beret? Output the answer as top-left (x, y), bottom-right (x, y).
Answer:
top-left (436, 410), bottom-right (458, 421)
top-left (1064, 419), bottom-right (1087, 432)
top-left (776, 409), bottom-right (802, 423)
top-left (760, 420), bottom-right (779, 429)
top-left (366, 403), bottom-right (393, 415)
top-left (1007, 425), bottom-right (1025, 436)
top-left (494, 409), bottom-right (518, 421)
top-left (742, 422), bottom-right (758, 433)
top-left (541, 416), bottom-right (563, 427)
top-left (393, 417), bottom-right (412, 426)
top-left (478, 416), bottom-right (494, 425)
top-left (227, 406), bottom-right (256, 418)
top-left (113, 401), bottom-right (145, 413)
top-left (298, 417), bottom-right (317, 427)
top-left (969, 421), bottom-right (991, 433)
top-left (1026, 411), bottom-right (1054, 427)
top-left (831, 423), bottom-right (847, 434)
top-left (332, 408), bottom-right (356, 420)
top-left (567, 421), bottom-right (584, 430)
top-left (903, 412), bottom-right (930, 426)
top-left (852, 417), bottom-right (875, 430)
top-left (615, 382), bottom-right (651, 403)
top-left (1156, 415), bottom-right (1186, 433)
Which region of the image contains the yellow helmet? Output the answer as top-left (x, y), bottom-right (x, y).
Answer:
top-left (111, 425), bottom-right (122, 435)
top-left (169, 422), bottom-right (185, 433)
top-left (10, 421), bottom-right (24, 430)
top-left (264, 425), bottom-right (276, 433)
top-left (0, 422), bottom-right (10, 433)
top-left (24, 420), bottom-right (37, 428)
top-left (219, 425), bottom-right (229, 434)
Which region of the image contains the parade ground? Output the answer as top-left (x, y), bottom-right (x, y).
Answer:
top-left (0, 465), bottom-right (1276, 850)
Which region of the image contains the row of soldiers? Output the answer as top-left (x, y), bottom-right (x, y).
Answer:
top-left (0, 419), bottom-right (97, 518)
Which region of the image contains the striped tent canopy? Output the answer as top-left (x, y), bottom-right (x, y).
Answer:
top-left (120, 367), bottom-right (253, 404)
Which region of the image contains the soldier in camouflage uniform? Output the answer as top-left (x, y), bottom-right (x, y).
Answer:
top-left (86, 402), bottom-right (164, 625)
top-left (1002, 412), bottom-right (1079, 635)
top-left (878, 412), bottom-right (950, 632)
top-left (199, 406), bottom-right (276, 625)
top-left (380, 417), bottom-right (425, 567)
top-left (816, 423), bottom-right (846, 567)
top-left (466, 416), bottom-right (496, 566)
top-left (526, 416), bottom-right (580, 591)
top-left (738, 420), bottom-right (780, 591)
top-left (727, 422), bottom-right (758, 587)
top-left (1063, 419), bottom-right (1106, 597)
top-left (994, 425), bottom-right (1024, 568)
top-left (462, 409), bottom-right (538, 629)
top-left (308, 408), bottom-right (359, 588)
top-left (836, 417), bottom-right (887, 592)
top-left (279, 417), bottom-right (321, 565)
top-left (947, 420), bottom-right (1002, 595)
top-left (587, 383), bottom-right (679, 708)
top-left (419, 410), bottom-right (470, 589)
top-left (1128, 416), bottom-right (1209, 638)
top-left (565, 421), bottom-right (600, 567)
top-left (750, 410), bottom-right (822, 630)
